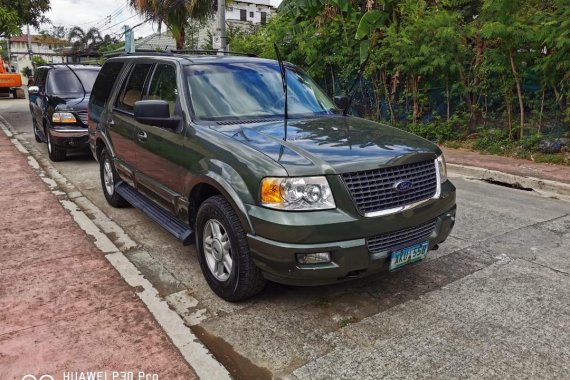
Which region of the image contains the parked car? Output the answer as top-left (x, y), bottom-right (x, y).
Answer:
top-left (88, 53), bottom-right (456, 301)
top-left (29, 64), bottom-right (101, 161)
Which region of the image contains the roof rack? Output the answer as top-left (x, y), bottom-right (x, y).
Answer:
top-left (105, 49), bottom-right (257, 59)
top-left (171, 49), bottom-right (257, 57)
top-left (39, 62), bottom-right (101, 67)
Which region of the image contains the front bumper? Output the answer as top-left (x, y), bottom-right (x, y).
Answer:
top-left (248, 205), bottom-right (455, 286)
top-left (50, 126), bottom-right (89, 151)
top-left (246, 180), bottom-right (456, 286)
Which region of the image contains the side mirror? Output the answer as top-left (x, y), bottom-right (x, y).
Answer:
top-left (334, 96), bottom-right (349, 110)
top-left (133, 100), bottom-right (180, 129)
top-left (28, 86), bottom-right (39, 95)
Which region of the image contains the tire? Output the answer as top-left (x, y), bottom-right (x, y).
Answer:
top-left (46, 129), bottom-right (66, 161)
top-left (99, 148), bottom-right (129, 208)
top-left (32, 118), bottom-right (42, 142)
top-left (196, 195), bottom-right (266, 301)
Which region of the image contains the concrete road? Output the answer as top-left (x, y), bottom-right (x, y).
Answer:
top-left (2, 98), bottom-right (569, 379)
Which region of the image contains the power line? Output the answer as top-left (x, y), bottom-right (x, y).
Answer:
top-left (100, 14), bottom-right (138, 33)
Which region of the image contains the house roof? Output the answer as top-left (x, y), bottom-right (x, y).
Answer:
top-left (9, 34), bottom-right (67, 46)
top-left (103, 32), bottom-right (177, 57)
top-left (135, 32), bottom-right (177, 51)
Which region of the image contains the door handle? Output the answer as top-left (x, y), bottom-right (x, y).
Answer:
top-left (137, 131), bottom-right (147, 141)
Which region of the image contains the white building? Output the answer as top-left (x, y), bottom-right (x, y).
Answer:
top-left (195, 0), bottom-right (277, 48)
top-left (7, 34), bottom-right (68, 73)
top-left (225, 0), bottom-right (275, 26)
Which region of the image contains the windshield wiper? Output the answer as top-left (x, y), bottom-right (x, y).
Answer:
top-left (273, 44), bottom-right (288, 121)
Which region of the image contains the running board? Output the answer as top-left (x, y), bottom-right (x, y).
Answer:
top-left (116, 182), bottom-right (194, 245)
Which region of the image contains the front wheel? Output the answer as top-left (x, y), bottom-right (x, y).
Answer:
top-left (196, 195), bottom-right (265, 302)
top-left (46, 130), bottom-right (66, 161)
top-left (99, 148), bottom-right (129, 208)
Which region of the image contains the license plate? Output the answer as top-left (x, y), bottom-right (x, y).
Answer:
top-left (389, 242), bottom-right (429, 271)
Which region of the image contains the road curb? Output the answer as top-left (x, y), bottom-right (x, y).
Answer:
top-left (0, 115), bottom-right (231, 380)
top-left (448, 163), bottom-right (570, 199)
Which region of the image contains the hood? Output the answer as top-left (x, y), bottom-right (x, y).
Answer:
top-left (52, 94), bottom-right (91, 111)
top-left (215, 116), bottom-right (441, 176)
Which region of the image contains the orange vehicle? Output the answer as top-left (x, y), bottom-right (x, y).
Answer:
top-left (0, 57), bottom-right (25, 98)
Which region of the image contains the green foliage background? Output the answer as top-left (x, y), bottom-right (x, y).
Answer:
top-left (231, 0), bottom-right (570, 151)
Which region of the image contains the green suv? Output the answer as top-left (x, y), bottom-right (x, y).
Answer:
top-left (88, 53), bottom-right (456, 301)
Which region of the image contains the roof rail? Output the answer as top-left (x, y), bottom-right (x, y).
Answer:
top-left (170, 49), bottom-right (257, 57)
top-left (40, 62), bottom-right (101, 67)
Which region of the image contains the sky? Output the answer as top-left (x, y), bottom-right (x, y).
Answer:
top-left (34, 0), bottom-right (282, 40)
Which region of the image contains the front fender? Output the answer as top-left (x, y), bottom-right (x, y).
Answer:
top-left (188, 160), bottom-right (256, 234)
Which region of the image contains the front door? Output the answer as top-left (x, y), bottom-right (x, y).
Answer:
top-left (133, 63), bottom-right (189, 214)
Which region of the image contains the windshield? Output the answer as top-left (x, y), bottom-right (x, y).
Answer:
top-left (185, 62), bottom-right (337, 120)
top-left (48, 68), bottom-right (100, 97)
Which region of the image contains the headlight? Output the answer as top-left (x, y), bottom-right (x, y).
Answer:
top-left (52, 112), bottom-right (77, 123)
top-left (261, 176), bottom-right (336, 210)
top-left (436, 155), bottom-right (448, 183)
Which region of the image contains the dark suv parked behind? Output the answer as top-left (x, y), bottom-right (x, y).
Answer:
top-left (88, 53), bottom-right (456, 301)
top-left (29, 64), bottom-right (100, 161)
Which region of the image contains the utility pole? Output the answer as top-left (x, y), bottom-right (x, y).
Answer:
top-left (26, 25), bottom-right (34, 75)
top-left (217, 0), bottom-right (226, 53)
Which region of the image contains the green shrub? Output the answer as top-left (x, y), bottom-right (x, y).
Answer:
top-left (474, 128), bottom-right (513, 154)
top-left (405, 115), bottom-right (464, 142)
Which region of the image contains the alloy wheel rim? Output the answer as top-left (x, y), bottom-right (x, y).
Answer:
top-left (47, 132), bottom-right (52, 153)
top-left (103, 159), bottom-right (114, 195)
top-left (203, 219), bottom-right (232, 282)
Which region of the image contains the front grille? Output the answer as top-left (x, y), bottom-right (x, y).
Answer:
top-left (367, 219), bottom-right (437, 254)
top-left (76, 111), bottom-right (88, 125)
top-left (341, 160), bottom-right (437, 215)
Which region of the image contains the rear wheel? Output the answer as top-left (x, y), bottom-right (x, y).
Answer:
top-left (32, 119), bottom-right (42, 142)
top-left (99, 148), bottom-right (129, 208)
top-left (196, 195), bottom-right (265, 301)
top-left (46, 130), bottom-right (66, 161)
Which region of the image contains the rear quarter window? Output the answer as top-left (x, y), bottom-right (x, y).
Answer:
top-left (91, 61), bottom-right (125, 108)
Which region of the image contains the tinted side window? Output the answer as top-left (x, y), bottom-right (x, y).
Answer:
top-left (34, 68), bottom-right (48, 91)
top-left (91, 62), bottom-right (124, 108)
top-left (144, 64), bottom-right (177, 115)
top-left (116, 63), bottom-right (153, 113)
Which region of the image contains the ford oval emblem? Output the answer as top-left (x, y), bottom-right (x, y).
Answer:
top-left (393, 180), bottom-right (413, 192)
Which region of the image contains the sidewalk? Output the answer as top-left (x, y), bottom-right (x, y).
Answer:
top-left (0, 133), bottom-right (197, 378)
top-left (442, 147), bottom-right (570, 185)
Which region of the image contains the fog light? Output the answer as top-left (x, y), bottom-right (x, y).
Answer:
top-left (296, 252), bottom-right (331, 264)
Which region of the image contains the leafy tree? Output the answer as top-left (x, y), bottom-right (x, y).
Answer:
top-left (68, 26), bottom-right (103, 51)
top-left (220, 0), bottom-right (570, 144)
top-left (129, 0), bottom-right (215, 49)
top-left (41, 25), bottom-right (67, 39)
top-left (0, 0), bottom-right (51, 38)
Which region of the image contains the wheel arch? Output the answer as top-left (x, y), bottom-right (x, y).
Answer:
top-left (188, 174), bottom-right (255, 235)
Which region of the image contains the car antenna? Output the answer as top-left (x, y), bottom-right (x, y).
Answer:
top-left (64, 64), bottom-right (87, 103)
top-left (273, 43), bottom-right (288, 122)
top-left (343, 54), bottom-right (371, 116)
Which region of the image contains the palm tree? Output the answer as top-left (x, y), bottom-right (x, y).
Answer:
top-left (68, 26), bottom-right (103, 51)
top-left (129, 0), bottom-right (214, 49)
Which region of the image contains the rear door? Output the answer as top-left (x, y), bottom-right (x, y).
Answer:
top-left (89, 61), bottom-right (125, 155)
top-left (108, 62), bottom-right (153, 185)
top-left (133, 62), bottom-right (189, 214)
